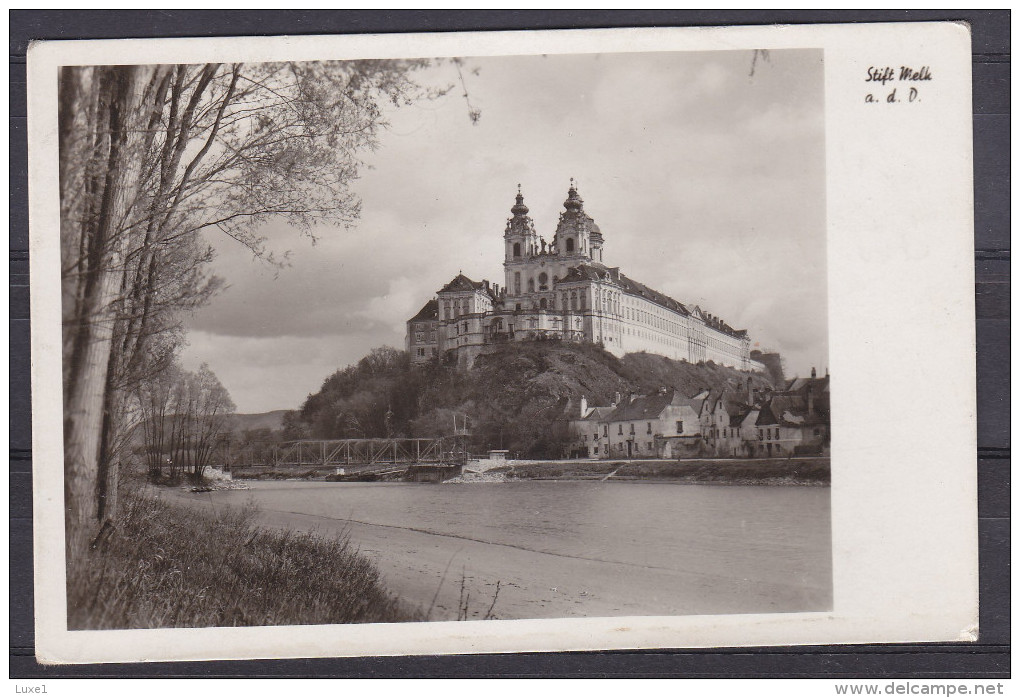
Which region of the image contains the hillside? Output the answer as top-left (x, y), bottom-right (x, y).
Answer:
top-left (228, 410), bottom-right (289, 434)
top-left (297, 342), bottom-right (775, 458)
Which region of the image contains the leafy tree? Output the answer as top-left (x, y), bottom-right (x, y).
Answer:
top-left (60, 60), bottom-right (447, 558)
top-left (280, 411), bottom-right (308, 441)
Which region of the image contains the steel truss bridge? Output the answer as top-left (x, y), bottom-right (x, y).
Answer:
top-left (227, 436), bottom-right (467, 472)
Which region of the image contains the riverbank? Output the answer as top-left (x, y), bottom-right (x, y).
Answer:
top-left (232, 457), bottom-right (830, 486)
top-left (67, 485), bottom-right (421, 629)
top-left (490, 457), bottom-right (829, 486)
top-left (171, 480), bottom-right (833, 621)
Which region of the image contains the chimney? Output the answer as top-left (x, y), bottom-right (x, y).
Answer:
top-left (580, 395), bottom-right (588, 418)
top-left (613, 392), bottom-right (621, 408)
top-left (811, 366), bottom-right (817, 378)
top-left (747, 376), bottom-right (753, 405)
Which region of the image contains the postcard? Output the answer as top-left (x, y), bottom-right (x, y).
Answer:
top-left (27, 21), bottom-right (977, 663)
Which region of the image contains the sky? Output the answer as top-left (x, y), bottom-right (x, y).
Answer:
top-left (180, 49), bottom-right (827, 414)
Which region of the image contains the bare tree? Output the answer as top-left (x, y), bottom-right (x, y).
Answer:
top-left (134, 363), bottom-right (235, 482)
top-left (134, 361), bottom-right (182, 479)
top-left (180, 365), bottom-right (236, 480)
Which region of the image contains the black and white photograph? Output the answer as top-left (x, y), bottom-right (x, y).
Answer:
top-left (57, 46), bottom-right (831, 629)
top-left (27, 22), bottom-right (979, 663)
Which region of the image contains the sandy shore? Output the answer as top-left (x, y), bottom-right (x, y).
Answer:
top-left (171, 483), bottom-right (831, 621)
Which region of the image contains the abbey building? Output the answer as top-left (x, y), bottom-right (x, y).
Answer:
top-left (407, 182), bottom-right (764, 372)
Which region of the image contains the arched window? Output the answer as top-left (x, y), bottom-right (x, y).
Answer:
top-left (514, 272), bottom-right (521, 295)
top-left (527, 277), bottom-right (535, 293)
top-left (566, 237), bottom-right (575, 252)
top-left (570, 291), bottom-right (578, 311)
top-left (579, 291), bottom-right (586, 310)
top-left (539, 297), bottom-right (548, 310)
top-left (513, 242), bottom-right (521, 258)
top-left (538, 272), bottom-right (548, 290)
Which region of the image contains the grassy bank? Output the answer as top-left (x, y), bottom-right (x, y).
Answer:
top-left (493, 458), bottom-right (830, 486)
top-left (67, 486), bottom-right (421, 629)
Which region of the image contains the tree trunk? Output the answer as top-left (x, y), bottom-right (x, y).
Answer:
top-left (61, 65), bottom-right (149, 561)
top-left (96, 378), bottom-right (121, 523)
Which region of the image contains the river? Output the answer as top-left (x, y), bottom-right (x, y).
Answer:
top-left (190, 480), bottom-right (831, 621)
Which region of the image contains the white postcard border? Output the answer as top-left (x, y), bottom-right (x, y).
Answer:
top-left (28, 22), bottom-right (978, 663)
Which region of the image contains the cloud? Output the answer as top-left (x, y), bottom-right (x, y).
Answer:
top-left (181, 48), bottom-right (828, 412)
top-left (181, 330), bottom-right (406, 413)
top-left (354, 277), bottom-right (422, 335)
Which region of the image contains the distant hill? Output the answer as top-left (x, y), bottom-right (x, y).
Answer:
top-left (297, 342), bottom-right (776, 458)
top-left (228, 410), bottom-right (289, 434)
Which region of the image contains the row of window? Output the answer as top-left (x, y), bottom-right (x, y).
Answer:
top-left (704, 426), bottom-right (742, 439)
top-left (511, 274), bottom-right (591, 312)
top-left (413, 331), bottom-right (437, 344)
top-left (443, 297), bottom-right (490, 320)
top-left (595, 288), bottom-right (622, 317)
top-left (581, 425), bottom-right (823, 452)
top-left (584, 442), bottom-right (655, 454)
top-left (511, 237), bottom-right (581, 258)
top-left (586, 421), bottom-right (687, 440)
top-left (593, 293), bottom-right (745, 356)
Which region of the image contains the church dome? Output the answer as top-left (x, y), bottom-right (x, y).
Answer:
top-left (510, 184), bottom-right (530, 216)
top-left (563, 180), bottom-right (584, 212)
top-left (505, 184), bottom-right (537, 238)
top-left (511, 193), bottom-right (529, 216)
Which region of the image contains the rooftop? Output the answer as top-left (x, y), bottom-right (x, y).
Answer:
top-left (409, 299), bottom-right (438, 322)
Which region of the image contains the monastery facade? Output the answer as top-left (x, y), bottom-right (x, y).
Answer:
top-left (407, 182), bottom-right (764, 372)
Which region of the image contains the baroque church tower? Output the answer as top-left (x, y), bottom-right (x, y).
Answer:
top-left (503, 185), bottom-right (541, 298)
top-left (552, 178), bottom-right (604, 264)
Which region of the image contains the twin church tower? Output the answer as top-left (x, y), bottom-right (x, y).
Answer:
top-left (406, 181), bottom-right (760, 372)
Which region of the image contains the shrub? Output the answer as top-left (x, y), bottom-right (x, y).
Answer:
top-left (67, 487), bottom-right (420, 629)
